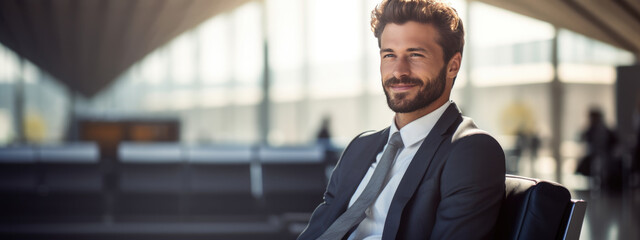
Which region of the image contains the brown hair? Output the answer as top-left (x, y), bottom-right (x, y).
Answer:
top-left (371, 0), bottom-right (464, 62)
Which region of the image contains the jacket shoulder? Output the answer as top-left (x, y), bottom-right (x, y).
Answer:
top-left (353, 128), bottom-right (385, 143)
top-left (339, 128), bottom-right (387, 158)
top-left (451, 116), bottom-right (492, 142)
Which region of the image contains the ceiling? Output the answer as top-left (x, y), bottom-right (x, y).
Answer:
top-left (475, 0), bottom-right (640, 56)
top-left (0, 0), bottom-right (250, 98)
top-left (0, 0), bottom-right (638, 98)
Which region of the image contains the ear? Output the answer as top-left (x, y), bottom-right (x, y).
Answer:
top-left (446, 52), bottom-right (462, 80)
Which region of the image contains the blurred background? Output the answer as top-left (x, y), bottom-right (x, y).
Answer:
top-left (0, 0), bottom-right (639, 239)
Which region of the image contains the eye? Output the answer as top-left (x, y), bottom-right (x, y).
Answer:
top-left (382, 53), bottom-right (395, 58)
top-left (410, 53), bottom-right (425, 57)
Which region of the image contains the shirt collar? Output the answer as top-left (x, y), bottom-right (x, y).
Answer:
top-left (389, 101), bottom-right (452, 148)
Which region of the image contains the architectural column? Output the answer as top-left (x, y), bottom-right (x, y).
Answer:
top-left (259, 39), bottom-right (271, 145)
top-left (259, 3), bottom-right (271, 145)
top-left (299, 0), bottom-right (311, 143)
top-left (550, 27), bottom-right (564, 182)
top-left (13, 57), bottom-right (25, 144)
top-left (360, 0), bottom-right (372, 130)
top-left (462, 0), bottom-right (475, 114)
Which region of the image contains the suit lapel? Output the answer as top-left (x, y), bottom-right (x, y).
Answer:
top-left (382, 103), bottom-right (462, 239)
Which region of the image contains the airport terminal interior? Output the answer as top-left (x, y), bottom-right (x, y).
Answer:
top-left (0, 0), bottom-right (639, 239)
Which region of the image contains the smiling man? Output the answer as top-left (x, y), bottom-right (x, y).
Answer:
top-left (298, 0), bottom-right (505, 239)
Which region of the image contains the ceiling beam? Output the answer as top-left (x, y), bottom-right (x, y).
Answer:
top-left (570, 0), bottom-right (640, 53)
top-left (476, 0), bottom-right (640, 55)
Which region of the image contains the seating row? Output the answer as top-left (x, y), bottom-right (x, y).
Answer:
top-left (0, 143), bottom-right (330, 222)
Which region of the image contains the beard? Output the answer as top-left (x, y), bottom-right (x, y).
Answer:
top-left (383, 66), bottom-right (447, 113)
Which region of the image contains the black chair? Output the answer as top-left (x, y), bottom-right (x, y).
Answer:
top-left (0, 145), bottom-right (38, 221)
top-left (184, 145), bottom-right (260, 218)
top-left (115, 142), bottom-right (185, 221)
top-left (259, 145), bottom-right (327, 214)
top-left (495, 175), bottom-right (587, 240)
top-left (37, 143), bottom-right (103, 221)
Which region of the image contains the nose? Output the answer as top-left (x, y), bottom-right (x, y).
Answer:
top-left (392, 57), bottom-right (410, 79)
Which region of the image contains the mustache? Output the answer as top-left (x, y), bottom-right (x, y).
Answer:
top-left (384, 77), bottom-right (424, 87)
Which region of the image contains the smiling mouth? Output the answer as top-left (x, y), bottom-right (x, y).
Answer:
top-left (389, 84), bottom-right (418, 92)
top-left (384, 76), bottom-right (423, 92)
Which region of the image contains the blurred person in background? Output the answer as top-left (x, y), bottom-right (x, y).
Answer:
top-left (298, 0), bottom-right (505, 239)
top-left (317, 115), bottom-right (339, 166)
top-left (316, 116), bottom-right (332, 145)
top-left (577, 107), bottom-right (618, 190)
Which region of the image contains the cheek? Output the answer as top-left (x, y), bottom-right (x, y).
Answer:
top-left (380, 65), bottom-right (393, 79)
top-left (380, 62), bottom-right (391, 72)
top-left (415, 68), bottom-right (439, 81)
top-left (410, 62), bottom-right (431, 74)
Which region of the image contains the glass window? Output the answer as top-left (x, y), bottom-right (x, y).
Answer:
top-left (470, 3), bottom-right (554, 47)
top-left (169, 33), bottom-right (196, 84)
top-left (0, 45), bottom-right (19, 83)
top-left (199, 87), bottom-right (229, 108)
top-left (558, 29), bottom-right (635, 84)
top-left (307, 0), bottom-right (362, 98)
top-left (170, 89), bottom-right (195, 110)
top-left (22, 60), bottom-right (39, 84)
top-left (267, 0), bottom-right (305, 102)
top-left (140, 50), bottom-right (167, 85)
top-left (199, 15), bottom-right (231, 84)
top-left (232, 2), bottom-right (263, 105)
top-left (0, 108), bottom-right (11, 144)
top-left (143, 91), bottom-right (168, 112)
top-left (469, 2), bottom-right (554, 86)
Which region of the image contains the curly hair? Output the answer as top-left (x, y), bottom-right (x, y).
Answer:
top-left (371, 0), bottom-right (464, 62)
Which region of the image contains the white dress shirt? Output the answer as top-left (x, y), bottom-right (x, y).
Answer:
top-left (347, 101), bottom-right (451, 240)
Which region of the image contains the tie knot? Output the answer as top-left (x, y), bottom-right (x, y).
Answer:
top-left (389, 132), bottom-right (403, 148)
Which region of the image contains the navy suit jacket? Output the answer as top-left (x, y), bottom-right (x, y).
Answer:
top-left (298, 103), bottom-right (505, 240)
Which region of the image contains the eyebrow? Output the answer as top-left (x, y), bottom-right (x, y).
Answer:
top-left (407, 47), bottom-right (427, 52)
top-left (380, 47), bottom-right (428, 54)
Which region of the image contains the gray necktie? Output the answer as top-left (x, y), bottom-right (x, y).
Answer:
top-left (317, 132), bottom-right (404, 240)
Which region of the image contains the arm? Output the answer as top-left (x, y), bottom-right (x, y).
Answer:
top-left (430, 134), bottom-right (505, 240)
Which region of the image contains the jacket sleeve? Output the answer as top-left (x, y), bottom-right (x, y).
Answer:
top-left (430, 134), bottom-right (506, 240)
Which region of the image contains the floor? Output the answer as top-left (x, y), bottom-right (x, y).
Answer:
top-left (576, 189), bottom-right (640, 240)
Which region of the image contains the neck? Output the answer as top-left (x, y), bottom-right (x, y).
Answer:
top-left (394, 98), bottom-right (448, 129)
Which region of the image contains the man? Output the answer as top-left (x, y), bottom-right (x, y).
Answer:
top-left (298, 0), bottom-right (505, 239)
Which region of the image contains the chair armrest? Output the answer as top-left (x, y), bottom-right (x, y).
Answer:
top-left (560, 199), bottom-right (587, 240)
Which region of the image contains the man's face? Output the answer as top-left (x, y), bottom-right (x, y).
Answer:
top-left (380, 21), bottom-right (449, 113)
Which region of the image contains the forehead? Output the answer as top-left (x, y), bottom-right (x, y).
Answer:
top-left (380, 21), bottom-right (441, 52)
